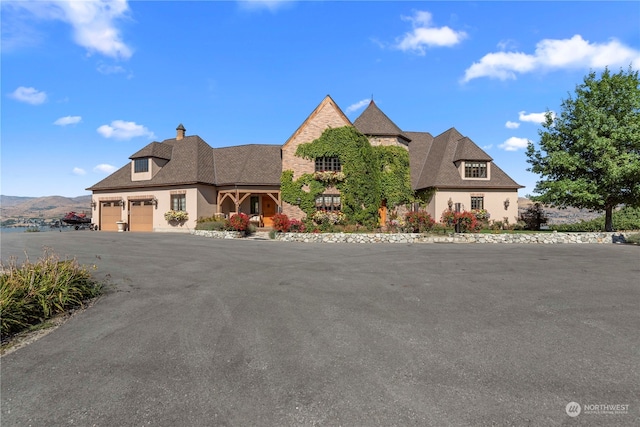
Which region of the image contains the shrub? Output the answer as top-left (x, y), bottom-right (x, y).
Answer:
top-left (229, 213), bottom-right (250, 232)
top-left (1, 249), bottom-right (102, 337)
top-left (197, 214), bottom-right (226, 223)
top-left (272, 213), bottom-right (290, 232)
top-left (288, 218), bottom-right (306, 233)
top-left (519, 203), bottom-right (548, 230)
top-left (404, 211), bottom-right (435, 233)
top-left (626, 233), bottom-right (640, 244)
top-left (195, 220), bottom-right (228, 231)
top-left (312, 210), bottom-right (346, 226)
top-left (440, 209), bottom-right (481, 233)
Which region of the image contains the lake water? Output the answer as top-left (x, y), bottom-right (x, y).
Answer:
top-left (0, 226), bottom-right (77, 234)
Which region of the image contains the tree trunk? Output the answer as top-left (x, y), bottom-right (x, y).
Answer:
top-left (605, 205), bottom-right (614, 232)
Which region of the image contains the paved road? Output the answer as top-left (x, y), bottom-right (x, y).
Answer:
top-left (1, 232), bottom-right (638, 426)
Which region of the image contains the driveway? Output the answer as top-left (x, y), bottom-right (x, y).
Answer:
top-left (1, 232), bottom-right (638, 426)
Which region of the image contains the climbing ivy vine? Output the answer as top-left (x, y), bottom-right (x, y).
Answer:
top-left (281, 126), bottom-right (420, 227)
top-left (373, 145), bottom-right (413, 208)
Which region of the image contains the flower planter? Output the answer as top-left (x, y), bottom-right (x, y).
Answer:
top-left (116, 221), bottom-right (126, 232)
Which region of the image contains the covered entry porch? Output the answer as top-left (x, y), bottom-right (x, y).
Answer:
top-left (216, 187), bottom-right (281, 227)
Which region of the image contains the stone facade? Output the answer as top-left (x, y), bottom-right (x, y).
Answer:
top-left (281, 96), bottom-right (351, 218)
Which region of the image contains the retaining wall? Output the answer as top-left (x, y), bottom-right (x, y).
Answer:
top-left (192, 230), bottom-right (635, 244)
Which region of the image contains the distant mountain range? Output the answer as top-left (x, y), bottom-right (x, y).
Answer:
top-left (1, 195), bottom-right (92, 222)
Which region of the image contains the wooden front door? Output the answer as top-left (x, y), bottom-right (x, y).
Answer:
top-left (100, 202), bottom-right (121, 231)
top-left (262, 196), bottom-right (276, 227)
top-left (129, 200), bottom-right (153, 232)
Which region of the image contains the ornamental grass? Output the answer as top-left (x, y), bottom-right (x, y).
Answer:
top-left (0, 249), bottom-right (102, 339)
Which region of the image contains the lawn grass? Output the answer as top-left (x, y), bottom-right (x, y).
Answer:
top-left (0, 248), bottom-right (103, 340)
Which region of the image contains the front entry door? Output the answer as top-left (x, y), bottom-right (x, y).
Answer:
top-left (262, 196), bottom-right (276, 227)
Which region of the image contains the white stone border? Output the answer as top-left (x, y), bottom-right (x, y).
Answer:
top-left (192, 230), bottom-right (636, 244)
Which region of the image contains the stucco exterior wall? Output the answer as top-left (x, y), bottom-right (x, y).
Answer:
top-left (428, 189), bottom-right (519, 224)
top-left (93, 185), bottom-right (217, 233)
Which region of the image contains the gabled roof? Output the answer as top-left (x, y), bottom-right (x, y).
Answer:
top-left (130, 141), bottom-right (173, 160)
top-left (353, 100), bottom-right (410, 142)
top-left (453, 137), bottom-right (492, 162)
top-left (213, 145), bottom-right (282, 186)
top-left (282, 95), bottom-right (352, 149)
top-left (411, 127), bottom-right (522, 190)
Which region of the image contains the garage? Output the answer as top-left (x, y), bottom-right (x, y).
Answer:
top-left (100, 202), bottom-right (122, 231)
top-left (129, 200), bottom-right (154, 232)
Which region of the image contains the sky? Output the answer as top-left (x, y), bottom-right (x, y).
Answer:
top-left (1, 0), bottom-right (639, 198)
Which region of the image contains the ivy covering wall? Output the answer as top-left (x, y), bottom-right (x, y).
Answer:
top-left (281, 126), bottom-right (418, 227)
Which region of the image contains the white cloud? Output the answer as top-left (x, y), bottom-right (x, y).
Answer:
top-left (5, 0), bottom-right (132, 59)
top-left (499, 137), bottom-right (530, 151)
top-left (93, 164), bottom-right (117, 174)
top-left (97, 120), bottom-right (155, 140)
top-left (395, 10), bottom-right (467, 55)
top-left (9, 86), bottom-right (47, 105)
top-left (97, 63), bottom-right (126, 74)
top-left (346, 99), bottom-right (370, 114)
top-left (505, 121), bottom-right (520, 129)
top-left (72, 167), bottom-right (86, 175)
top-left (519, 111), bottom-right (554, 124)
top-left (482, 144), bottom-right (493, 150)
top-left (54, 115), bottom-right (82, 126)
top-left (238, 0), bottom-right (292, 12)
top-left (463, 35), bottom-right (640, 82)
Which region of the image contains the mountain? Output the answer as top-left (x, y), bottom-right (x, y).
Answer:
top-left (1, 195), bottom-right (92, 222)
top-left (517, 197), bottom-right (602, 225)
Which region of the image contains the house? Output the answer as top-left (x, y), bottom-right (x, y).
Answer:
top-left (87, 95), bottom-right (522, 232)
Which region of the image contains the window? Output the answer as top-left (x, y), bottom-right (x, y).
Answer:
top-left (315, 157), bottom-right (341, 172)
top-left (315, 194), bottom-right (341, 211)
top-left (171, 194), bottom-right (186, 211)
top-left (250, 196), bottom-right (259, 215)
top-left (134, 158), bottom-right (149, 173)
top-left (471, 196), bottom-right (484, 210)
top-left (465, 162), bottom-right (487, 178)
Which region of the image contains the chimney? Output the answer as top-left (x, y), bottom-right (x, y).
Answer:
top-left (176, 123), bottom-right (186, 140)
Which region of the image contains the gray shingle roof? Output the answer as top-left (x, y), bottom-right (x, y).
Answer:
top-left (353, 100), bottom-right (410, 142)
top-left (130, 141), bottom-right (173, 160)
top-left (410, 128), bottom-right (522, 190)
top-left (87, 136), bottom-right (281, 191)
top-left (213, 145), bottom-right (282, 186)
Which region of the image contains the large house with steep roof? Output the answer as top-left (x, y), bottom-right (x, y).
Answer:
top-left (87, 95), bottom-right (522, 232)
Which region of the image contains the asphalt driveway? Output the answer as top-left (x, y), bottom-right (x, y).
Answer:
top-left (1, 232), bottom-right (638, 426)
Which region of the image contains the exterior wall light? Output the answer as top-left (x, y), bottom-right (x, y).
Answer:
top-left (504, 198), bottom-right (510, 210)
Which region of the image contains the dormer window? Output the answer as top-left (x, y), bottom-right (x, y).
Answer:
top-left (315, 156), bottom-right (341, 172)
top-left (134, 158), bottom-right (149, 173)
top-left (465, 161), bottom-right (487, 178)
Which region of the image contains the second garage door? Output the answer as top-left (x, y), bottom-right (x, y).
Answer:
top-left (129, 200), bottom-right (153, 232)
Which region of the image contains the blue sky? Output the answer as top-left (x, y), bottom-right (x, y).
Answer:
top-left (2, 1), bottom-right (639, 198)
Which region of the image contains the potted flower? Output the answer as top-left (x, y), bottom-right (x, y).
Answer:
top-left (164, 210), bottom-right (189, 223)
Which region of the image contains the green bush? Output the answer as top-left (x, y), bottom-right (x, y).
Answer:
top-left (195, 220), bottom-right (228, 231)
top-left (626, 233), bottom-right (640, 244)
top-left (1, 249), bottom-right (102, 338)
top-left (550, 206), bottom-right (640, 232)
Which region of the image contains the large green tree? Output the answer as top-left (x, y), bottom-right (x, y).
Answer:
top-left (526, 67), bottom-right (640, 231)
